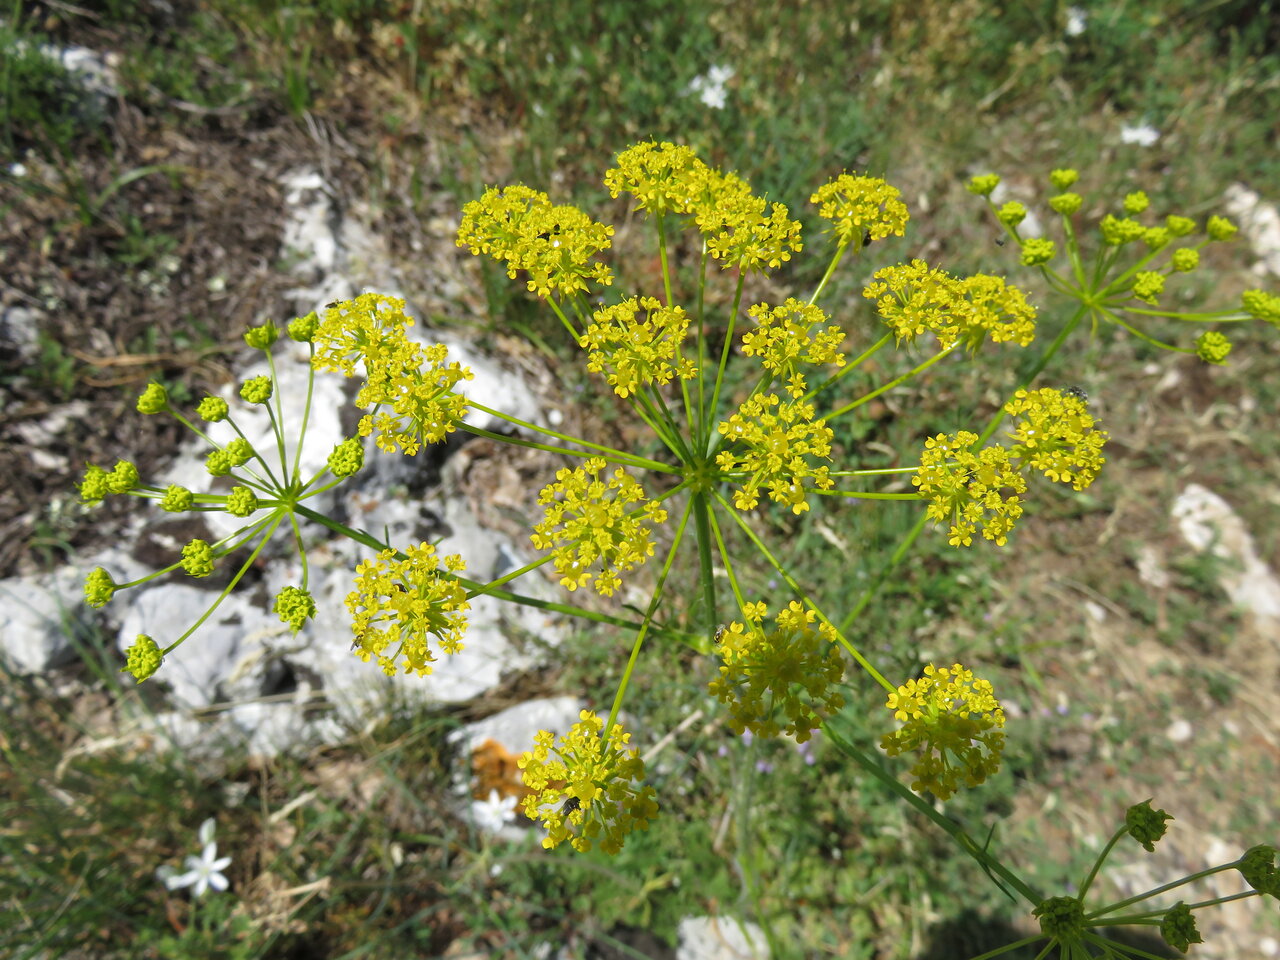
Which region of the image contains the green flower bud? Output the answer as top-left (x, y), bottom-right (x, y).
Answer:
top-left (84, 567), bottom-right (116, 608)
top-left (1242, 289), bottom-right (1280, 323)
top-left (1165, 214), bottom-right (1196, 237)
top-left (225, 438), bottom-right (254, 467)
top-left (244, 321), bottom-right (279, 350)
top-left (225, 486), bottom-right (259, 517)
top-left (1142, 227), bottom-right (1171, 250)
top-left (274, 586), bottom-right (316, 632)
top-left (1020, 238), bottom-right (1056, 266)
top-left (1238, 844), bottom-right (1278, 898)
top-left (1132, 271), bottom-right (1166, 305)
top-left (79, 464), bottom-right (110, 504)
top-left (1171, 248), bottom-right (1199, 272)
top-left (1125, 799), bottom-right (1173, 852)
top-left (1123, 190), bottom-right (1149, 214)
top-left (288, 311), bottom-right (320, 342)
top-left (966, 174), bottom-right (1001, 196)
top-left (1100, 214), bottom-right (1145, 245)
top-left (1048, 192), bottom-right (1082, 215)
top-left (1048, 168), bottom-right (1079, 190)
top-left (1033, 896), bottom-right (1084, 938)
top-left (122, 634), bottom-right (163, 682)
top-left (240, 375), bottom-right (273, 405)
top-left (136, 382), bottom-right (168, 414)
top-left (181, 538), bottom-right (216, 578)
top-left (1195, 331), bottom-right (1231, 365)
top-left (160, 484), bottom-right (195, 512)
top-left (1206, 214), bottom-right (1237, 241)
top-left (997, 201), bottom-right (1027, 226)
top-left (206, 449), bottom-right (232, 477)
top-left (197, 396), bottom-right (230, 422)
top-left (1160, 902), bottom-right (1202, 952)
top-left (107, 460), bottom-right (140, 495)
top-left (328, 437), bottom-right (365, 478)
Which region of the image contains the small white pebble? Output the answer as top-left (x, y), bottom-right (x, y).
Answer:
top-left (1165, 718), bottom-right (1193, 743)
top-left (1259, 937), bottom-right (1277, 957)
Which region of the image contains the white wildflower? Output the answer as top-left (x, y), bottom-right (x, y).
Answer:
top-left (160, 818), bottom-right (232, 898)
top-left (1120, 123), bottom-right (1160, 147)
top-left (1065, 7), bottom-right (1088, 36)
top-left (470, 788), bottom-right (518, 834)
top-left (687, 65), bottom-right (735, 110)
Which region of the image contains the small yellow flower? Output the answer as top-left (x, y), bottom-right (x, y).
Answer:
top-left (356, 342), bottom-right (475, 455)
top-left (1003, 387), bottom-right (1108, 490)
top-left (531, 459), bottom-right (667, 597)
top-left (716, 394), bottom-right (834, 514)
top-left (913, 431), bottom-right (1026, 547)
top-left (707, 600), bottom-right (846, 742)
top-left (457, 185), bottom-right (614, 298)
top-left (579, 296), bottom-right (697, 398)
top-left (810, 173), bottom-right (909, 244)
top-left (518, 710), bottom-right (659, 854)
top-left (695, 168), bottom-right (803, 272)
top-left (741, 299), bottom-right (846, 397)
top-left (863, 261), bottom-right (1036, 351)
top-left (604, 141), bottom-right (709, 216)
top-left (346, 542), bottom-right (469, 677)
top-left (881, 662), bottom-right (1006, 800)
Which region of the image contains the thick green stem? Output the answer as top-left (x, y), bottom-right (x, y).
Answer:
top-left (604, 497), bottom-right (693, 734)
top-left (691, 492), bottom-right (718, 628)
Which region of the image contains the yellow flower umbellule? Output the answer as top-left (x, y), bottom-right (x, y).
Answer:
top-left (530, 458), bottom-right (667, 596)
top-left (518, 710), bottom-right (659, 854)
top-left (708, 600), bottom-right (846, 742)
top-left (881, 662), bottom-right (1007, 800)
top-left (346, 542), bottom-right (469, 677)
top-left (579, 296), bottom-right (698, 398)
top-left (716, 394), bottom-right (835, 514)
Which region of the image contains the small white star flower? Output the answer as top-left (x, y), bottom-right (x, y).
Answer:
top-left (160, 818), bottom-right (232, 898)
top-left (1065, 7), bottom-right (1087, 36)
top-left (470, 788), bottom-right (518, 834)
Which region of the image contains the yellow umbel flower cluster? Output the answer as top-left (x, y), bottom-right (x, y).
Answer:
top-left (456, 184), bottom-right (614, 298)
top-left (863, 260), bottom-right (1037, 351)
top-left (579, 296), bottom-right (698, 398)
top-left (913, 431), bottom-right (1026, 547)
top-left (696, 169), bottom-right (803, 272)
top-left (312, 295), bottom-right (474, 456)
top-left (707, 600), bottom-right (846, 742)
top-left (741, 299), bottom-right (847, 398)
top-left (809, 173), bottom-right (910, 245)
top-left (881, 662), bottom-right (1006, 800)
top-left (530, 458), bottom-right (667, 596)
top-left (1003, 387), bottom-right (1107, 490)
top-left (518, 710), bottom-right (659, 854)
top-left (716, 394), bottom-right (834, 514)
top-left (604, 140), bottom-right (707, 215)
top-left (346, 542), bottom-right (469, 677)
